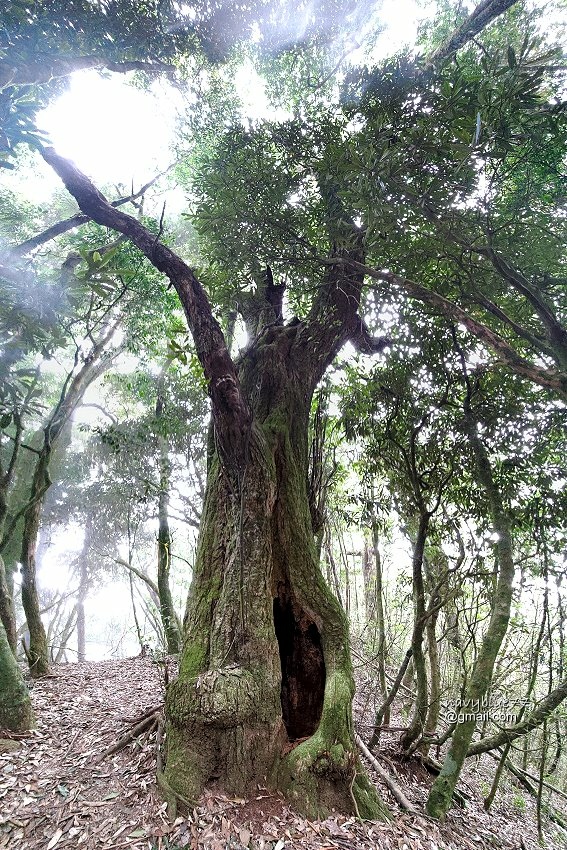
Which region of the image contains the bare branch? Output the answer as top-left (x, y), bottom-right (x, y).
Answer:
top-left (10, 168), bottom-right (174, 258)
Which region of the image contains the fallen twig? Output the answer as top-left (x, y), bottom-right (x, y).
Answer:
top-left (355, 733), bottom-right (420, 814)
top-left (97, 710), bottom-right (160, 762)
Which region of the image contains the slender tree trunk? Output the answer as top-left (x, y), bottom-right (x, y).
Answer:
top-left (426, 410), bottom-right (515, 819)
top-left (0, 620), bottom-right (34, 731)
top-left (369, 648), bottom-right (412, 748)
top-left (20, 451), bottom-right (50, 678)
top-left (420, 606), bottom-right (441, 756)
top-left (156, 386), bottom-right (181, 654)
top-left (76, 557), bottom-right (88, 664)
top-left (372, 524), bottom-right (389, 725)
top-left (362, 541), bottom-right (374, 622)
top-left (400, 511), bottom-right (430, 751)
top-left (0, 555), bottom-right (16, 654)
top-left (76, 511), bottom-right (95, 663)
top-left (18, 325), bottom-right (119, 676)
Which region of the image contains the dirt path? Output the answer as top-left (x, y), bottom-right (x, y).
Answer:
top-left (1, 658), bottom-right (564, 849)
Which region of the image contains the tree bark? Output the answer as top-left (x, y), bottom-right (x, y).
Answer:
top-left (400, 511), bottom-right (430, 752)
top-left (166, 338), bottom-right (387, 817)
top-left (20, 448), bottom-right (50, 677)
top-left (76, 514), bottom-right (93, 663)
top-left (0, 556), bottom-right (16, 654)
top-left (0, 620), bottom-right (34, 731)
top-left (370, 521), bottom-right (389, 732)
top-left (20, 323), bottom-right (119, 677)
top-left (467, 676), bottom-right (567, 757)
top-left (426, 0), bottom-right (520, 66)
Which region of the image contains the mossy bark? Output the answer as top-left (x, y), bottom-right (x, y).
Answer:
top-left (165, 328), bottom-right (389, 820)
top-left (43, 149), bottom-right (389, 819)
top-left (400, 512), bottom-right (430, 752)
top-left (0, 619), bottom-right (34, 731)
top-left (20, 450), bottom-right (50, 678)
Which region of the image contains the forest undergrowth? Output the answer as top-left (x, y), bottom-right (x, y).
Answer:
top-left (1, 657), bottom-right (565, 850)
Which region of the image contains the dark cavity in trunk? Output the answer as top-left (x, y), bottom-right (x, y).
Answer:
top-left (273, 583), bottom-right (326, 740)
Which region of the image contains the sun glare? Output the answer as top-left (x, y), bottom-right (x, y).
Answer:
top-left (38, 71), bottom-right (179, 186)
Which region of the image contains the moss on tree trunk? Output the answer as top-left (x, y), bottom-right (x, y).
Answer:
top-left (426, 408), bottom-right (515, 819)
top-left (0, 619), bottom-right (34, 731)
top-left (0, 556), bottom-right (17, 655)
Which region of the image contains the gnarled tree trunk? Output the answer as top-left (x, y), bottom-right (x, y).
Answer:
top-left (166, 329), bottom-right (387, 818)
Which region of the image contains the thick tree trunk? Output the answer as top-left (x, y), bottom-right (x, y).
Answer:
top-left (44, 147), bottom-right (389, 819)
top-left (165, 336), bottom-right (388, 819)
top-left (0, 620), bottom-right (34, 731)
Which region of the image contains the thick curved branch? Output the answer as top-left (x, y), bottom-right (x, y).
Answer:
top-left (467, 676), bottom-right (567, 756)
top-left (293, 243), bottom-right (367, 388)
top-left (346, 259), bottom-right (567, 398)
top-left (426, 0), bottom-right (520, 66)
top-left (41, 147), bottom-right (250, 469)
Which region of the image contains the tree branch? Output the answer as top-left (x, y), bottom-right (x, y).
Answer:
top-left (467, 676), bottom-right (567, 756)
top-left (344, 259), bottom-right (567, 398)
top-left (41, 147), bottom-right (250, 471)
top-left (0, 56), bottom-right (174, 91)
top-left (426, 0), bottom-right (520, 66)
top-left (9, 168), bottom-right (173, 258)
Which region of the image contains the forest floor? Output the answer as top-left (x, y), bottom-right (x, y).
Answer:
top-left (1, 657), bottom-right (566, 850)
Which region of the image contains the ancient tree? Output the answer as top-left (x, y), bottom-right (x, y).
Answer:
top-left (42, 147), bottom-right (389, 818)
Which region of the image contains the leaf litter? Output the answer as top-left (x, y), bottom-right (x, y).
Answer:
top-left (0, 657), bottom-right (565, 850)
